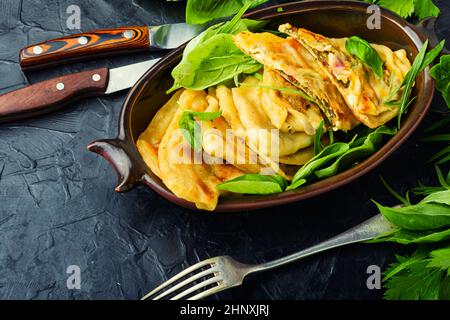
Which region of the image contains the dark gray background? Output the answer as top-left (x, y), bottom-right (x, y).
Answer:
top-left (0, 0), bottom-right (448, 300)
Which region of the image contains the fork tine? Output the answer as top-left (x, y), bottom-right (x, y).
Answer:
top-left (153, 267), bottom-right (219, 300)
top-left (141, 258), bottom-right (217, 300)
top-left (188, 284), bottom-right (228, 301)
top-left (171, 276), bottom-right (223, 300)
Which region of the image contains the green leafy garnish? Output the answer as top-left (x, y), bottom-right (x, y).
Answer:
top-left (169, 5), bottom-right (266, 93)
top-left (179, 111), bottom-right (222, 152)
top-left (314, 121), bottom-right (325, 155)
top-left (430, 55), bottom-right (450, 108)
top-left (373, 191), bottom-right (450, 231)
top-left (217, 174), bottom-right (288, 194)
top-left (370, 166), bottom-right (450, 244)
top-left (386, 40), bottom-right (445, 128)
top-left (186, 0), bottom-right (268, 25)
top-left (287, 126), bottom-right (396, 190)
top-left (287, 143), bottom-right (350, 190)
top-left (372, 0), bottom-right (440, 20)
top-left (422, 119), bottom-right (450, 166)
top-left (383, 247), bottom-right (449, 300)
top-left (315, 126), bottom-right (397, 179)
top-left (346, 36), bottom-right (384, 78)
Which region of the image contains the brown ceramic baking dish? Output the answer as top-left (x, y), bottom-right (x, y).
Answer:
top-left (88, 0), bottom-right (438, 212)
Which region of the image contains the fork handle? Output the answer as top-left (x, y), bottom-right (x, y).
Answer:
top-left (249, 214), bottom-right (395, 273)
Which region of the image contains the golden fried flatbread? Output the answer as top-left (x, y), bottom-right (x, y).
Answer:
top-left (233, 31), bottom-right (359, 131)
top-left (262, 67), bottom-right (324, 135)
top-left (231, 76), bottom-right (315, 157)
top-left (280, 24), bottom-right (412, 128)
top-left (137, 89), bottom-right (184, 178)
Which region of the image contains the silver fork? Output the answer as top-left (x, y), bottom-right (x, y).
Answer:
top-left (141, 214), bottom-right (395, 300)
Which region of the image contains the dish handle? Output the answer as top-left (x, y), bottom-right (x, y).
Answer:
top-left (87, 138), bottom-right (140, 192)
top-left (413, 17), bottom-right (450, 55)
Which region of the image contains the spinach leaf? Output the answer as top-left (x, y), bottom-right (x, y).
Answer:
top-left (179, 111), bottom-right (222, 152)
top-left (217, 174), bottom-right (288, 194)
top-left (314, 121), bottom-right (325, 155)
top-left (186, 0), bottom-right (268, 25)
top-left (346, 36), bottom-right (384, 78)
top-left (287, 143), bottom-right (350, 190)
top-left (169, 6), bottom-right (266, 93)
top-left (315, 126), bottom-right (397, 179)
top-left (430, 55), bottom-right (450, 108)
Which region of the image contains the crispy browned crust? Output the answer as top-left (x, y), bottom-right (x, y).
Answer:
top-left (233, 31), bottom-right (359, 131)
top-left (279, 24), bottom-right (403, 128)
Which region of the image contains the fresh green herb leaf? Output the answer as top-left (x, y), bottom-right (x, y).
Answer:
top-left (430, 55), bottom-right (450, 108)
top-left (389, 40), bottom-right (444, 128)
top-left (217, 174), bottom-right (288, 194)
top-left (314, 121), bottom-right (325, 155)
top-left (287, 143), bottom-right (350, 190)
top-left (377, 0), bottom-right (416, 19)
top-left (428, 247), bottom-right (450, 275)
top-left (328, 129), bottom-right (334, 145)
top-left (369, 227), bottom-right (450, 245)
top-left (380, 176), bottom-right (411, 206)
top-left (374, 193), bottom-right (450, 231)
top-left (384, 254), bottom-right (444, 300)
top-left (346, 36), bottom-right (384, 78)
top-left (373, 0), bottom-right (440, 20)
top-left (414, 0), bottom-right (441, 20)
top-left (395, 40), bottom-right (429, 127)
top-left (422, 134), bottom-right (450, 142)
top-left (169, 7), bottom-right (266, 93)
top-left (186, 0), bottom-right (268, 25)
top-left (179, 110), bottom-right (222, 152)
top-left (315, 126), bottom-right (397, 179)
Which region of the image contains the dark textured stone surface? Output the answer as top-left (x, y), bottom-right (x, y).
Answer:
top-left (0, 0), bottom-right (448, 300)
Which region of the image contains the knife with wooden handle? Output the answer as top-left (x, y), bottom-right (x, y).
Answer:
top-left (19, 23), bottom-right (205, 70)
top-left (0, 59), bottom-right (159, 122)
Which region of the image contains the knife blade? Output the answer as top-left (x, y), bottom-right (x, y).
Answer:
top-left (0, 58), bottom-right (160, 123)
top-left (19, 23), bottom-right (205, 71)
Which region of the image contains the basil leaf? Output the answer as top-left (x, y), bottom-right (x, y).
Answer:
top-left (217, 174), bottom-right (288, 194)
top-left (315, 126), bottom-right (397, 179)
top-left (314, 120), bottom-right (325, 155)
top-left (169, 7), bottom-right (266, 93)
top-left (186, 0), bottom-right (268, 25)
top-left (346, 36), bottom-right (383, 78)
top-left (179, 111), bottom-right (222, 152)
top-left (430, 55), bottom-right (450, 108)
top-left (374, 201), bottom-right (450, 231)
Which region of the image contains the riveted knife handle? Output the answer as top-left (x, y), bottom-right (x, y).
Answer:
top-left (0, 67), bottom-right (109, 123)
top-left (19, 26), bottom-right (150, 71)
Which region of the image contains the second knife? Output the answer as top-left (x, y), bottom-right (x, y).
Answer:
top-left (0, 59), bottom-right (160, 123)
top-left (19, 23), bottom-right (205, 70)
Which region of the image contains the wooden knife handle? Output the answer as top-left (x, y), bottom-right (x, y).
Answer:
top-left (19, 26), bottom-right (150, 71)
top-left (0, 67), bottom-right (109, 123)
